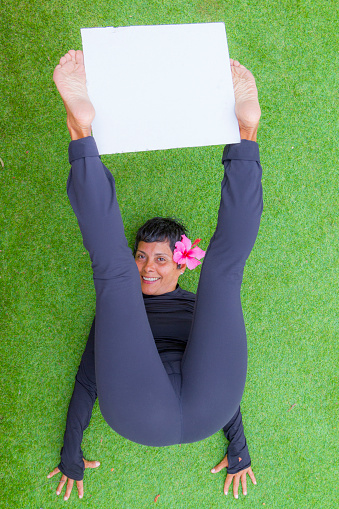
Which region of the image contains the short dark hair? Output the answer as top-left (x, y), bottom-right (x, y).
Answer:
top-left (133, 217), bottom-right (187, 255)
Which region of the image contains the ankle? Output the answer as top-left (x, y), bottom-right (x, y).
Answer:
top-left (239, 124), bottom-right (258, 142)
top-left (67, 117), bottom-right (92, 140)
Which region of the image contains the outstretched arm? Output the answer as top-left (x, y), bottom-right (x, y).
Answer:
top-left (222, 406), bottom-right (251, 474)
top-left (48, 319), bottom-right (100, 500)
top-left (58, 319), bottom-right (97, 480)
top-left (211, 407), bottom-right (257, 498)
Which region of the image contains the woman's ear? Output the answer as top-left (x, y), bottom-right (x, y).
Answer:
top-left (177, 263), bottom-right (186, 275)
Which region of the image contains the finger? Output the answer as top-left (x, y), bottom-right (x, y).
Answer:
top-left (47, 467), bottom-right (60, 478)
top-left (211, 458), bottom-right (228, 473)
top-left (56, 475), bottom-right (67, 496)
top-left (84, 459), bottom-right (101, 469)
top-left (233, 474), bottom-right (240, 499)
top-left (241, 472), bottom-right (247, 496)
top-left (223, 473), bottom-right (234, 495)
top-left (77, 480), bottom-right (84, 499)
top-left (248, 467), bottom-right (257, 485)
top-left (64, 478), bottom-right (74, 501)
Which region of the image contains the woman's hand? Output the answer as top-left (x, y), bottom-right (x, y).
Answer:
top-left (211, 454), bottom-right (257, 498)
top-left (47, 458), bottom-right (100, 500)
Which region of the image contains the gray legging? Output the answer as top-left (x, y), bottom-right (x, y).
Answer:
top-left (67, 137), bottom-right (263, 446)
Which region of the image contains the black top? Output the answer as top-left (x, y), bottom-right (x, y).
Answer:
top-left (143, 285), bottom-right (196, 353)
top-left (58, 286), bottom-right (251, 480)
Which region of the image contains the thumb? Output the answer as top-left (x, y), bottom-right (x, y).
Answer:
top-left (211, 455), bottom-right (228, 474)
top-left (84, 459), bottom-right (101, 469)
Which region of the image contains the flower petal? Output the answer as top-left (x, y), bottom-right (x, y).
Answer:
top-left (190, 246), bottom-right (206, 259)
top-left (174, 240), bottom-right (185, 253)
top-left (180, 234), bottom-right (192, 251)
top-left (186, 257), bottom-right (201, 270)
top-left (173, 251), bottom-right (186, 264)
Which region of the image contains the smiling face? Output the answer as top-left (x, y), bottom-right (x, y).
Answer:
top-left (135, 240), bottom-right (185, 295)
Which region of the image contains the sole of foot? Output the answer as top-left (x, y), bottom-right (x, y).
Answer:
top-left (53, 50), bottom-right (95, 139)
top-left (230, 59), bottom-right (261, 135)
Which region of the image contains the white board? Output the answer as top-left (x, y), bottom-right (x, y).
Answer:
top-left (81, 23), bottom-right (240, 154)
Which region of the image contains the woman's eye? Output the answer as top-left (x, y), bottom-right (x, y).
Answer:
top-left (158, 257), bottom-right (165, 262)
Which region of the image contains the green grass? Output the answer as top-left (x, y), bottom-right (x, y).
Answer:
top-left (1, 0), bottom-right (338, 507)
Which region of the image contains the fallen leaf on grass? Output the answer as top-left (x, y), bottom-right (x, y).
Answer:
top-left (154, 494), bottom-right (160, 503)
top-left (288, 403), bottom-right (297, 412)
top-left (0, 158), bottom-right (4, 168)
top-left (111, 468), bottom-right (114, 472)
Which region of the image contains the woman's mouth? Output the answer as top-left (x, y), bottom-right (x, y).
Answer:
top-left (142, 276), bottom-right (160, 283)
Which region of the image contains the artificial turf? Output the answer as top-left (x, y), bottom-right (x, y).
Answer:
top-left (1, 0), bottom-right (338, 508)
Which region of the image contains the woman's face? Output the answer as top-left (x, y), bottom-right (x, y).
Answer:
top-left (135, 240), bottom-right (185, 295)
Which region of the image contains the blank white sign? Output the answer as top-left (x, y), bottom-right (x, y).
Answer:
top-left (81, 23), bottom-right (240, 154)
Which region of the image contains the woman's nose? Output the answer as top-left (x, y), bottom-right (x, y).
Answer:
top-left (144, 259), bottom-right (155, 272)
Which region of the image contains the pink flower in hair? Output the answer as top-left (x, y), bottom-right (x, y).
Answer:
top-left (173, 235), bottom-right (206, 270)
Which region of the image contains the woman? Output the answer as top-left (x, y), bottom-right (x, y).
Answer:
top-left (48, 50), bottom-right (262, 500)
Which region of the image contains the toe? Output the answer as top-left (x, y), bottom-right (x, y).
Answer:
top-left (75, 50), bottom-right (84, 65)
top-left (59, 55), bottom-right (67, 65)
top-left (68, 49), bottom-right (76, 59)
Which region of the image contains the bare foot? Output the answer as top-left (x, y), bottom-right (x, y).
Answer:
top-left (230, 59), bottom-right (261, 140)
top-left (53, 50), bottom-right (95, 140)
